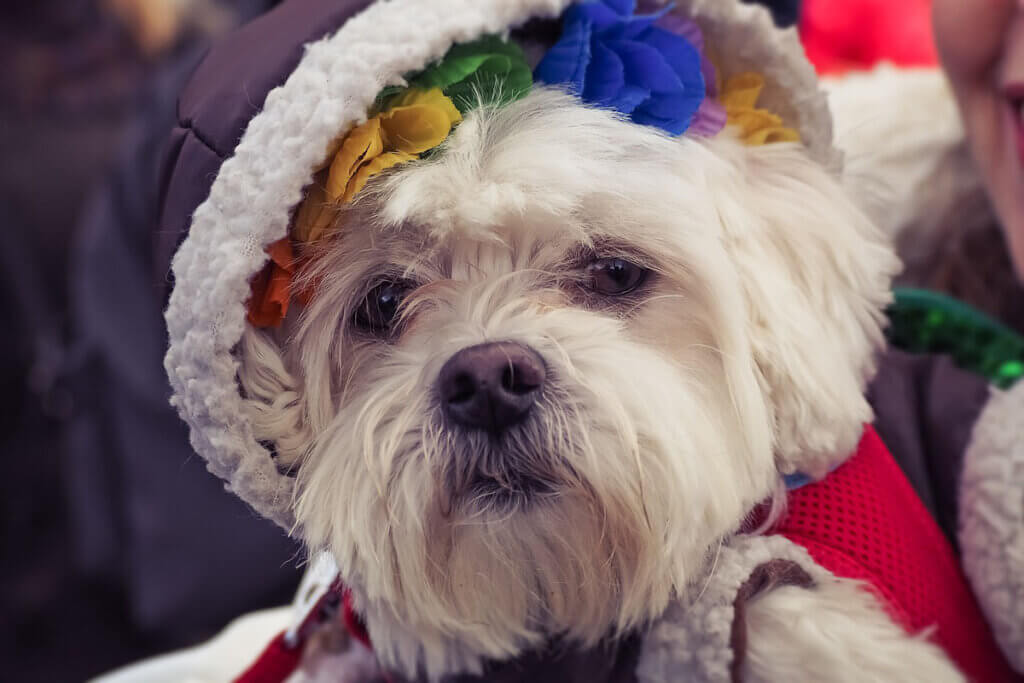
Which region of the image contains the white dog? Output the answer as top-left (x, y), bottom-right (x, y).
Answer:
top-left (235, 89), bottom-right (960, 682)
top-left (143, 1), bottom-right (1023, 681)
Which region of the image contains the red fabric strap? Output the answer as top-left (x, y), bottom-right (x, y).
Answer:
top-left (234, 631), bottom-right (303, 683)
top-left (234, 584), bottom-right (375, 683)
top-left (344, 589), bottom-right (372, 649)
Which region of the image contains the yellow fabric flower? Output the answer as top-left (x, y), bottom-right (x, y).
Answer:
top-left (720, 72), bottom-right (800, 146)
top-left (293, 88), bottom-right (462, 243)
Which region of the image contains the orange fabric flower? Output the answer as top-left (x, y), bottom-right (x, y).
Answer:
top-left (294, 88), bottom-right (462, 244)
top-left (246, 238), bottom-right (295, 328)
top-left (248, 88), bottom-right (461, 327)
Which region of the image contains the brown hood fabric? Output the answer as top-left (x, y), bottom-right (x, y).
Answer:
top-left (156, 0), bottom-right (373, 298)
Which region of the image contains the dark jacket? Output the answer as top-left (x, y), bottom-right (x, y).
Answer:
top-left (867, 350), bottom-right (992, 549)
top-left (156, 0), bottom-right (374, 291)
top-left (64, 0), bottom-right (299, 651)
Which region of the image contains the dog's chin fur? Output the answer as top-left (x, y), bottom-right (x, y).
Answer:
top-left (238, 88), bottom-right (898, 679)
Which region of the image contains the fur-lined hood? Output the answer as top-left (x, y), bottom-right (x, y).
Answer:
top-left (159, 0), bottom-right (837, 532)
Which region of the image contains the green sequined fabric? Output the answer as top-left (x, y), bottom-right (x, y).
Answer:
top-left (887, 287), bottom-right (1024, 389)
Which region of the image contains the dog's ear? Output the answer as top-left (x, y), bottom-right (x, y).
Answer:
top-left (711, 140), bottom-right (899, 477)
top-left (237, 326), bottom-right (311, 469)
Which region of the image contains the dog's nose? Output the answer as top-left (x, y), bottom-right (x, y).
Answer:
top-left (438, 342), bottom-right (546, 434)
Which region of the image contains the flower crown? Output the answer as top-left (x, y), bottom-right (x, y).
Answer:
top-left (248, 0), bottom-right (799, 328)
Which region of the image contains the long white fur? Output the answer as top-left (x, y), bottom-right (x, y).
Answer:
top-left (743, 578), bottom-right (964, 683)
top-left (238, 88), bottom-right (902, 679)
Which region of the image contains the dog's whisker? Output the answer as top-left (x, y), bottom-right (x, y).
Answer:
top-left (691, 536), bottom-right (725, 606)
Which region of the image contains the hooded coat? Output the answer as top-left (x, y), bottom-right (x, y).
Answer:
top-left (147, 0), bottom-right (1024, 680)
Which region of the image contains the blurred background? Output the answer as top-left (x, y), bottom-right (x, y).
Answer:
top-left (0, 0), bottom-right (938, 680)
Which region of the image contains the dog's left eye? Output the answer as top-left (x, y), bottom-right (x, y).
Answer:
top-left (586, 258), bottom-right (648, 295)
top-left (354, 281), bottom-right (413, 332)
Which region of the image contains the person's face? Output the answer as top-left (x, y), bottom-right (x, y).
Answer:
top-left (933, 0), bottom-right (1024, 278)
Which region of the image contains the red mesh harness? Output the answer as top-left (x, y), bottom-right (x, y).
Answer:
top-left (771, 426), bottom-right (1020, 682)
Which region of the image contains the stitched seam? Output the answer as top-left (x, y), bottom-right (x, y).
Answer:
top-left (179, 118), bottom-right (228, 160)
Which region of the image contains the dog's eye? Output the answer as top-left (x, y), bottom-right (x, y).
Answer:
top-left (354, 281), bottom-right (412, 332)
top-left (586, 258), bottom-right (648, 295)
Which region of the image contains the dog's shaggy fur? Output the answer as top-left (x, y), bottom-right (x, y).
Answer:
top-left (237, 89), bottom-right (956, 679)
top-left (743, 578), bottom-right (962, 683)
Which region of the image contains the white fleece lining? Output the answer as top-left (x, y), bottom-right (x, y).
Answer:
top-left (636, 534), bottom-right (837, 682)
top-left (959, 380), bottom-right (1024, 673)
top-left (164, 0), bottom-right (836, 530)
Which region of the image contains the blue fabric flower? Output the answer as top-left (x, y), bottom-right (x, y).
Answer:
top-left (535, 0), bottom-right (711, 135)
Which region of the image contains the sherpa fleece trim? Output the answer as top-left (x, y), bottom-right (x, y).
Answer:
top-left (165, 0), bottom-right (573, 530)
top-left (277, 540), bottom-right (829, 682)
top-left (676, 0), bottom-right (839, 170)
top-left (636, 534), bottom-right (836, 682)
top-left (164, 0), bottom-right (838, 531)
top-left (959, 380), bottom-right (1024, 673)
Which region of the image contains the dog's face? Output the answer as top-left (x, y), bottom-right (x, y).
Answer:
top-left (239, 89), bottom-right (896, 676)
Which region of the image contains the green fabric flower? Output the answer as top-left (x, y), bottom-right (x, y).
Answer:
top-left (405, 36), bottom-right (533, 113)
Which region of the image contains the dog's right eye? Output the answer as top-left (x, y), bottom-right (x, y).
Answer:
top-left (585, 257), bottom-right (648, 296)
top-left (354, 281), bottom-right (412, 333)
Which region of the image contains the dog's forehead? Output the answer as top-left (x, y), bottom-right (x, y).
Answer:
top-left (349, 214), bottom-right (576, 275)
top-left (355, 202), bottom-right (679, 278)
top-left (364, 90), bottom-right (717, 253)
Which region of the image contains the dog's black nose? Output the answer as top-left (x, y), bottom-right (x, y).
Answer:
top-left (438, 342), bottom-right (546, 434)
